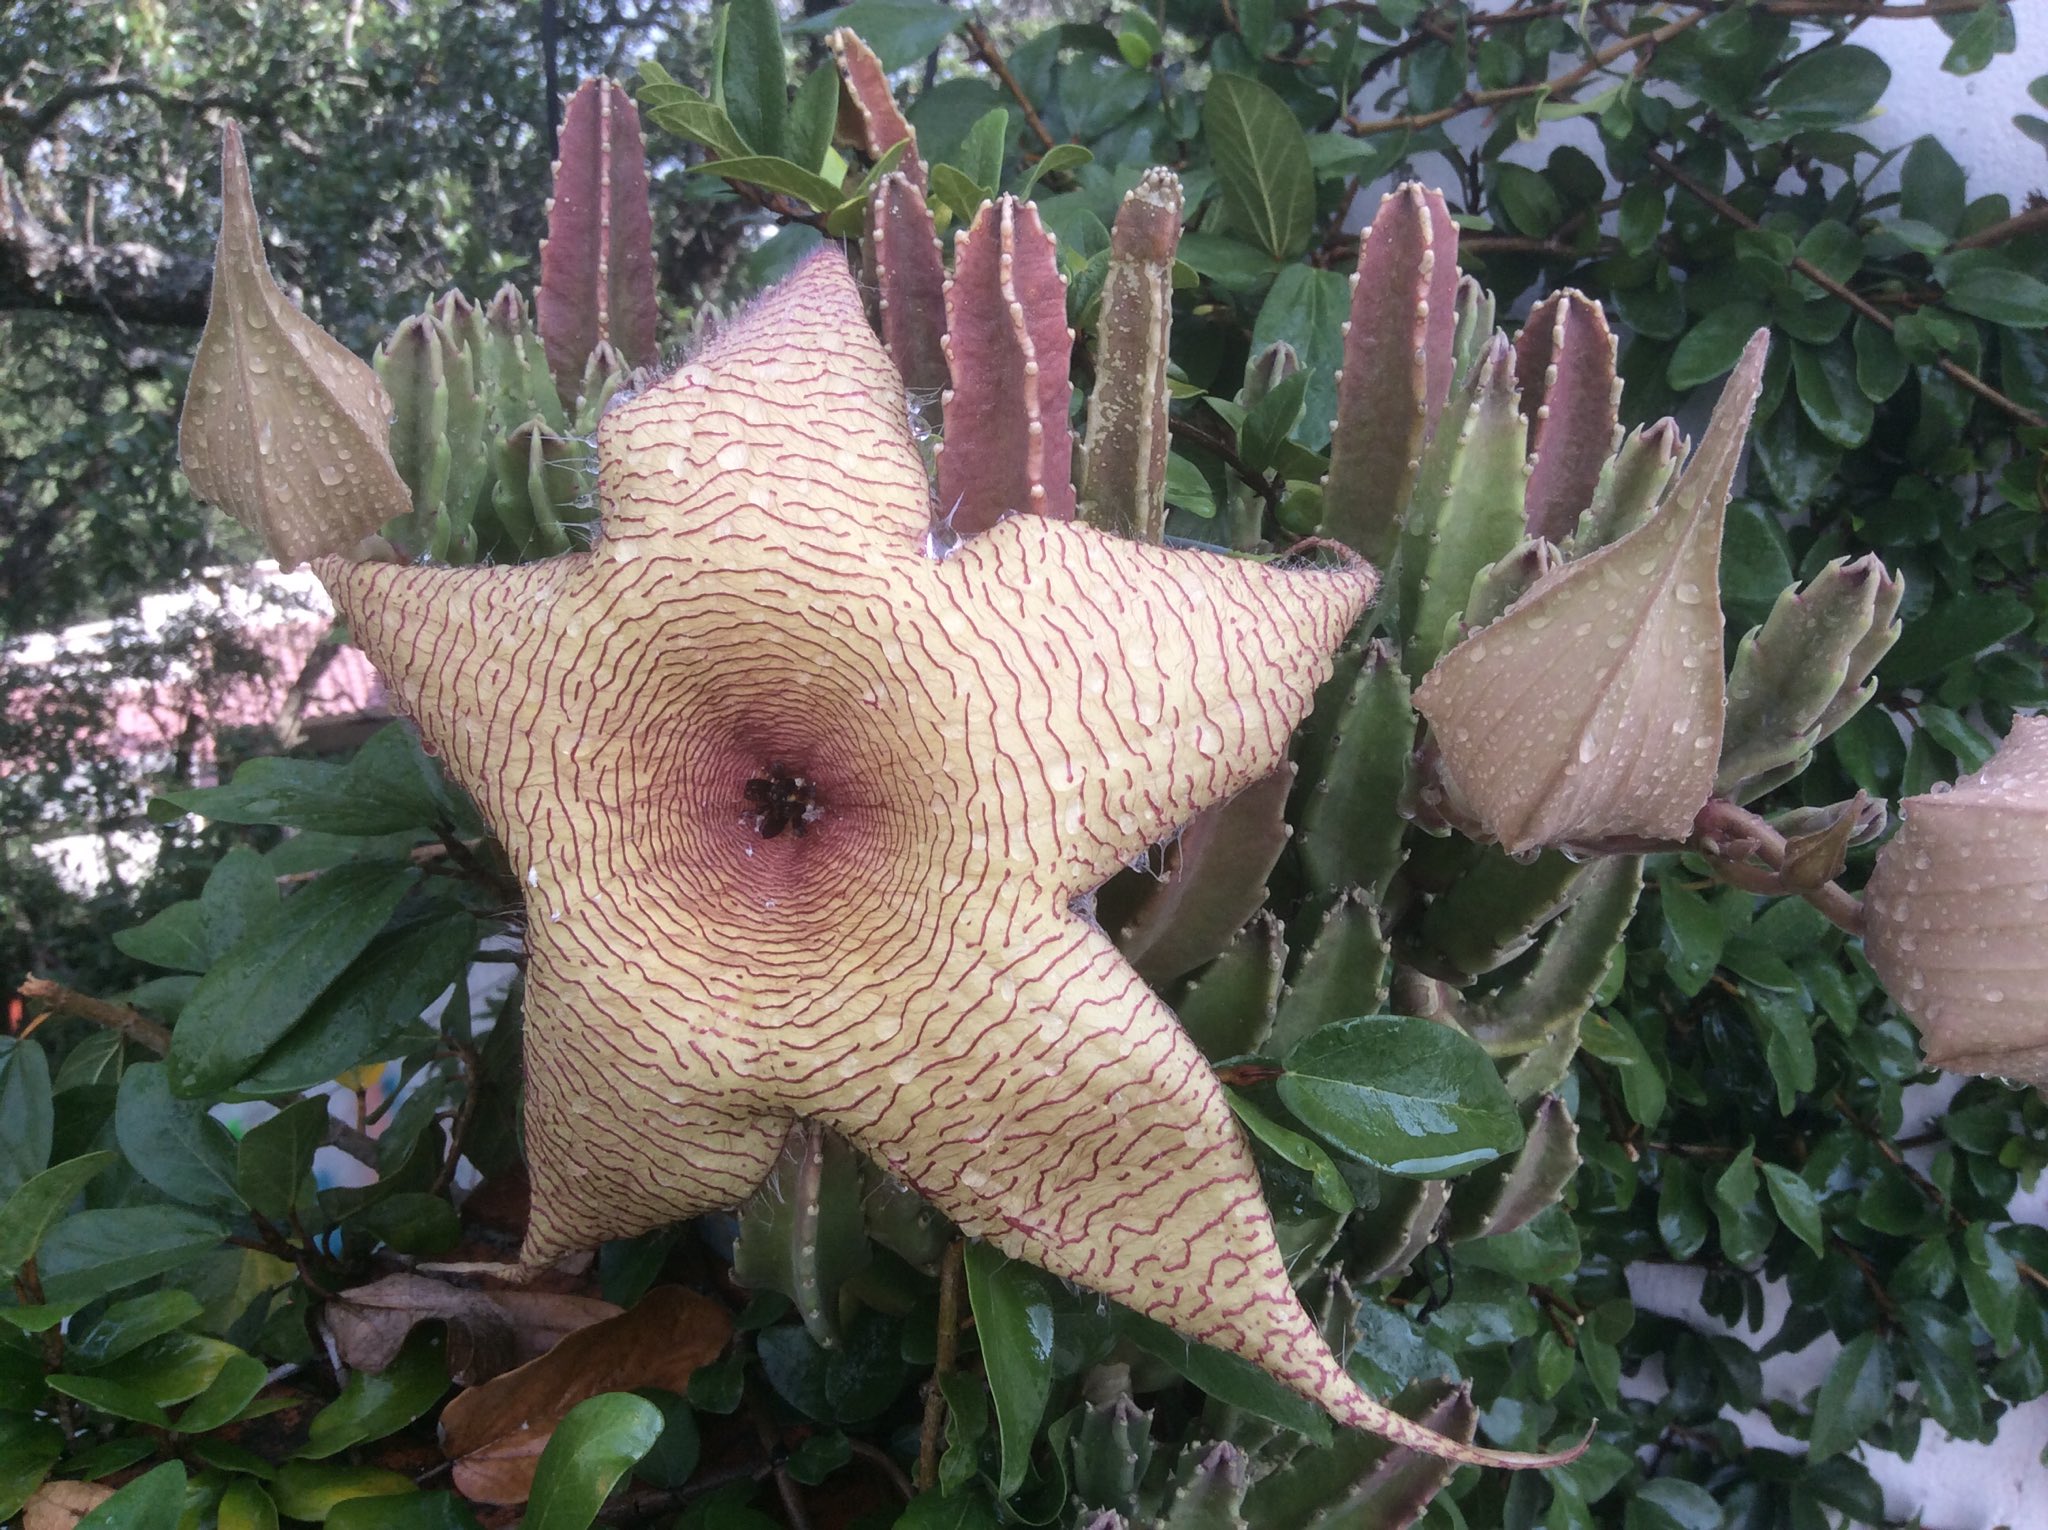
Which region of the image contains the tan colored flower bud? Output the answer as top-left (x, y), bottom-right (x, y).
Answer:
top-left (179, 124), bottom-right (409, 564)
top-left (1412, 331), bottom-right (1769, 854)
top-left (1865, 716), bottom-right (2048, 1085)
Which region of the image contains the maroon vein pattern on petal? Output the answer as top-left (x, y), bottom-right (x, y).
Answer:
top-left (318, 251), bottom-right (1584, 1467)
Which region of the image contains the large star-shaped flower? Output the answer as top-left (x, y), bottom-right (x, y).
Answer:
top-left (319, 252), bottom-right (1552, 1465)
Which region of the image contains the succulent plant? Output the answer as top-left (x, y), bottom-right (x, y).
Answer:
top-left (164, 38), bottom-right (2048, 1527)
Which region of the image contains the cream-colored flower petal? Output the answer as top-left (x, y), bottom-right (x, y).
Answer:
top-left (179, 124), bottom-right (409, 564)
top-left (1413, 332), bottom-right (1768, 853)
top-left (1865, 715), bottom-right (2048, 1085)
top-left (313, 251), bottom-right (1562, 1468)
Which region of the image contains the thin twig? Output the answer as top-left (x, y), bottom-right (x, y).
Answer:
top-left (1951, 202), bottom-right (2048, 253)
top-left (916, 1239), bottom-right (967, 1493)
top-left (1167, 416), bottom-right (1283, 519)
top-left (1346, 11), bottom-right (1708, 137)
top-left (849, 1438), bottom-right (915, 1503)
top-left (18, 975), bottom-right (171, 1053)
top-left (964, 20), bottom-right (1057, 151)
top-left (746, 1383), bottom-right (814, 1530)
top-left (1647, 150), bottom-right (2048, 431)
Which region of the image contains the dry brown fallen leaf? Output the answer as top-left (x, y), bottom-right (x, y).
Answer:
top-left (324, 1271), bottom-right (621, 1386)
top-left (440, 1285), bottom-right (732, 1505)
top-left (23, 1481), bottom-right (115, 1530)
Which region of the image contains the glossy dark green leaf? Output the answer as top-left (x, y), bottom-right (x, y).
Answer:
top-left (1881, 591), bottom-right (2032, 684)
top-left (792, 1), bottom-right (958, 70)
top-left (1761, 1163), bottom-right (1824, 1256)
top-left (1624, 1477), bottom-right (1723, 1530)
top-left (1250, 265), bottom-right (1349, 453)
top-left (154, 725), bottom-right (449, 836)
top-left (174, 1350), bottom-right (270, 1435)
top-left (1116, 1310), bottom-right (1330, 1445)
top-left (112, 899), bottom-right (211, 973)
top-left (1940, 262), bottom-right (2048, 327)
top-left (0, 1417), bottom-right (64, 1521)
top-left (0, 1152), bottom-right (115, 1281)
top-left (1656, 1159), bottom-right (1709, 1260)
top-left (1809, 1331), bottom-right (1894, 1460)
top-left (784, 60), bottom-right (838, 178)
top-left (0, 1038), bottom-right (52, 1201)
top-left (115, 1062), bottom-right (241, 1209)
top-left (1901, 137), bottom-right (1966, 233)
top-left (1792, 338), bottom-right (1872, 447)
top-left (1763, 45), bottom-right (1889, 126)
top-left (961, 1241), bottom-right (1055, 1498)
top-left (1226, 1091), bottom-right (1354, 1214)
top-left (165, 860), bottom-right (418, 1096)
top-left (1278, 1015), bottom-right (1523, 1177)
top-left (216, 1478), bottom-right (279, 1530)
top-left (715, 0), bottom-right (787, 159)
top-left (1669, 304), bottom-right (1767, 390)
top-left (269, 1462), bottom-right (418, 1523)
top-left (300, 1330), bottom-right (449, 1459)
top-left (67, 1292), bottom-right (205, 1367)
top-left (523, 1392), bottom-right (664, 1530)
top-left (1203, 73), bottom-right (1314, 260)
top-left (236, 1096), bottom-right (330, 1221)
top-left (1852, 317), bottom-right (1908, 402)
top-left (74, 1460), bottom-right (186, 1529)
top-left (33, 1207), bottom-right (226, 1308)
top-left (891, 1490), bottom-right (1002, 1530)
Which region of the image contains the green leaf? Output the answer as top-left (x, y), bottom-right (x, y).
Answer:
top-left (637, 67), bottom-right (749, 160)
top-left (1226, 1091), bottom-right (1355, 1214)
top-left (1852, 317), bottom-right (1908, 402)
top-left (115, 1062), bottom-right (242, 1209)
top-left (301, 1331), bottom-right (449, 1459)
top-left (75, 1460), bottom-right (187, 1530)
top-left (717, 0), bottom-right (787, 159)
top-left (523, 1393), bottom-right (665, 1530)
top-left (1761, 1163), bottom-right (1824, 1256)
top-left (270, 1462), bottom-right (418, 1524)
top-left (685, 154), bottom-right (846, 213)
top-left (46, 1374), bottom-right (172, 1427)
top-left (1881, 591), bottom-right (2032, 684)
top-left (1278, 1015), bottom-right (1524, 1177)
top-left (165, 861), bottom-right (419, 1096)
top-left (1625, 1478), bottom-right (1722, 1530)
top-left (1018, 144), bottom-right (1093, 200)
top-left (1617, 183), bottom-right (1665, 255)
top-left (1250, 265), bottom-right (1351, 453)
top-left (1202, 73), bottom-right (1314, 260)
top-left (926, 162), bottom-right (989, 227)
top-left (1656, 876), bottom-right (1724, 997)
top-left (1764, 45), bottom-right (1890, 126)
top-left (961, 1242), bottom-right (1055, 1499)
top-left (1669, 304), bottom-right (1767, 391)
top-left (240, 911), bottom-right (476, 1095)
top-left (891, 1490), bottom-right (1002, 1530)
top-left (1116, 1310), bottom-right (1330, 1445)
top-left (113, 899), bottom-right (211, 973)
top-left (0, 1038), bottom-right (52, 1199)
top-left (1792, 338), bottom-right (1873, 447)
top-left (1655, 1159), bottom-right (1709, 1259)
top-left (785, 63), bottom-right (839, 177)
top-left (955, 107), bottom-right (1008, 198)
top-left (174, 1350), bottom-right (270, 1434)
top-left (33, 1207), bottom-right (226, 1308)
top-left (155, 725), bottom-right (449, 836)
top-left (218, 1478), bottom-right (280, 1530)
top-left (67, 1292), bottom-right (205, 1366)
top-left (0, 1152), bottom-right (116, 1282)
top-left (1940, 262), bottom-right (2048, 327)
top-left (791, 1), bottom-right (960, 71)
top-left (1496, 164), bottom-right (1563, 237)
top-left (1580, 1012), bottom-right (1666, 1128)
top-left (1163, 452), bottom-right (1217, 518)
top-left (0, 1418), bottom-right (64, 1521)
top-left (327, 1490), bottom-right (484, 1529)
top-left (1809, 1331), bottom-right (1895, 1460)
top-left (1901, 137), bottom-right (1967, 234)
top-left (237, 1097), bottom-right (331, 1221)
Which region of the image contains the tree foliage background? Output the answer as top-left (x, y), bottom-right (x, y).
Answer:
top-left (2, 2), bottom-right (2046, 1528)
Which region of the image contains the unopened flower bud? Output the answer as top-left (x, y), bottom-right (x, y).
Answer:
top-left (1865, 716), bottom-right (2048, 1086)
